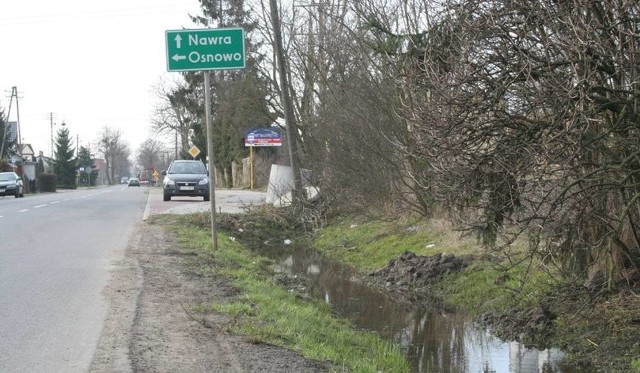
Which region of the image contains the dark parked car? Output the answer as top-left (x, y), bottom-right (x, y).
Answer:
top-left (162, 160), bottom-right (210, 201)
top-left (128, 177), bottom-right (140, 187)
top-left (0, 172), bottom-right (24, 198)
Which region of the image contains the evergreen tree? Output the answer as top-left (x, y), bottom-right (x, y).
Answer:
top-left (214, 74), bottom-right (274, 187)
top-left (76, 146), bottom-right (96, 186)
top-left (36, 157), bottom-right (45, 175)
top-left (53, 127), bottom-right (77, 189)
top-left (186, 0), bottom-right (273, 187)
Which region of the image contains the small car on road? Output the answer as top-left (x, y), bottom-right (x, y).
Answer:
top-left (162, 160), bottom-right (210, 201)
top-left (128, 177), bottom-right (140, 187)
top-left (0, 172), bottom-right (24, 198)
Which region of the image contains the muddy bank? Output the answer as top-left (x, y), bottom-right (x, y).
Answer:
top-left (364, 250), bottom-right (640, 372)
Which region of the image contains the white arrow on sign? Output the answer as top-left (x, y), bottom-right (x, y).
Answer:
top-left (172, 54), bottom-right (186, 62)
top-left (175, 34), bottom-right (182, 49)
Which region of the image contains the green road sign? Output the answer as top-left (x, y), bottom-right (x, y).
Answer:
top-left (166, 28), bottom-right (246, 72)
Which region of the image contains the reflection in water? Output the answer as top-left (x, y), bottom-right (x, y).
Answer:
top-left (264, 245), bottom-right (582, 373)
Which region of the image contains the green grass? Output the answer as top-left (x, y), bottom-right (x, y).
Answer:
top-left (435, 260), bottom-right (557, 313)
top-left (160, 214), bottom-right (411, 373)
top-left (313, 216), bottom-right (477, 271)
top-left (312, 215), bottom-right (556, 313)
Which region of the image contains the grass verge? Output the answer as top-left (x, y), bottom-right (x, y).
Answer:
top-left (152, 213), bottom-right (410, 373)
top-left (150, 210), bottom-right (640, 372)
top-left (313, 215), bottom-right (477, 271)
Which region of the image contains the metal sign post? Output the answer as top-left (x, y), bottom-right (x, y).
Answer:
top-left (166, 27), bottom-right (246, 250)
top-left (204, 71), bottom-right (218, 251)
top-left (249, 146), bottom-right (254, 190)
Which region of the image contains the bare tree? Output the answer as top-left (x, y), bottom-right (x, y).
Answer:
top-left (371, 0), bottom-right (640, 285)
top-left (247, 0), bottom-right (412, 212)
top-left (136, 138), bottom-right (167, 174)
top-left (98, 127), bottom-right (131, 185)
top-left (151, 77), bottom-right (202, 159)
top-left (251, 0), bottom-right (640, 285)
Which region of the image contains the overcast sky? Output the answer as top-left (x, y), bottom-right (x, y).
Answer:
top-left (0, 0), bottom-right (201, 159)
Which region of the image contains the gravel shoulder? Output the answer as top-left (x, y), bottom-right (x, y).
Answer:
top-left (90, 220), bottom-right (327, 372)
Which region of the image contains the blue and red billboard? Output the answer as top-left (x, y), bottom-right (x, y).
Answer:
top-left (244, 128), bottom-right (282, 147)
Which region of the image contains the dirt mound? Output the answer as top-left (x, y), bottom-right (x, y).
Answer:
top-left (478, 305), bottom-right (555, 346)
top-left (368, 251), bottom-right (470, 295)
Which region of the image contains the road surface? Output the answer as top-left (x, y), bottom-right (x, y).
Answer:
top-left (0, 184), bottom-right (273, 372)
top-left (0, 185), bottom-right (147, 372)
top-left (0, 185), bottom-right (269, 372)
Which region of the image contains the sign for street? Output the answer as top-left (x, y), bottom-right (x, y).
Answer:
top-left (188, 145), bottom-right (201, 158)
top-left (244, 128), bottom-right (282, 147)
top-left (166, 28), bottom-right (246, 72)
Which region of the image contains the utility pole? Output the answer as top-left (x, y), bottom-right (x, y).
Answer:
top-left (0, 86), bottom-right (22, 159)
top-left (50, 112), bottom-right (54, 158)
top-left (14, 87), bottom-right (21, 146)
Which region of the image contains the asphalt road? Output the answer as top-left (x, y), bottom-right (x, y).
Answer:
top-left (0, 185), bottom-right (267, 372)
top-left (0, 185), bottom-right (147, 372)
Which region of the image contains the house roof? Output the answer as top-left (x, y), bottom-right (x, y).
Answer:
top-left (19, 144), bottom-right (35, 156)
top-left (92, 158), bottom-right (105, 172)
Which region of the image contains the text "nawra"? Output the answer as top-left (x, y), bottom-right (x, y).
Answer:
top-left (189, 35), bottom-right (233, 46)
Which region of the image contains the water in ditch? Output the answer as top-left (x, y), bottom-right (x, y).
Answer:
top-left (261, 243), bottom-right (589, 373)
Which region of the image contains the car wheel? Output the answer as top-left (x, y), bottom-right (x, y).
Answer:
top-left (204, 194), bottom-right (210, 201)
top-left (163, 192), bottom-right (171, 201)
top-left (14, 191), bottom-right (20, 198)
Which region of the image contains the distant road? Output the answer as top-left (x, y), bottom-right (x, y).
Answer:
top-left (0, 185), bottom-right (148, 372)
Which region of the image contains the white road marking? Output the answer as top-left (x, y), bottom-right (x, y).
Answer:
top-left (2, 189), bottom-right (116, 215)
